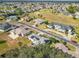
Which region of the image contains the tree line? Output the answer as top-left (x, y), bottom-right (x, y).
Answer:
top-left (0, 43), bottom-right (74, 58)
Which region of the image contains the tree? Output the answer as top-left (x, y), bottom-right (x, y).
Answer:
top-left (67, 5), bottom-right (78, 14)
top-left (59, 40), bottom-right (67, 45)
top-left (15, 8), bottom-right (23, 15)
top-left (1, 44), bottom-right (73, 58)
top-left (49, 37), bottom-right (59, 43)
top-left (4, 48), bottom-right (19, 58)
top-left (44, 20), bottom-right (49, 24)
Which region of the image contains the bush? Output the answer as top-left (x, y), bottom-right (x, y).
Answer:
top-left (44, 20), bottom-right (49, 24)
top-left (49, 37), bottom-right (59, 43)
top-left (67, 5), bottom-right (78, 14)
top-left (15, 8), bottom-right (24, 15)
top-left (0, 40), bottom-right (6, 44)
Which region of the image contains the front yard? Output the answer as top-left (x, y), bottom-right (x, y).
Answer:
top-left (16, 37), bottom-right (32, 46)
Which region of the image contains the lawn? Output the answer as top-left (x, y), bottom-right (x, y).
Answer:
top-left (29, 9), bottom-right (79, 26)
top-left (0, 39), bottom-right (9, 55)
top-left (16, 37), bottom-right (32, 46)
top-left (74, 26), bottom-right (79, 35)
top-left (66, 43), bottom-right (76, 51)
top-left (37, 24), bottom-right (47, 30)
top-left (0, 43), bottom-right (9, 55)
top-left (74, 26), bottom-right (79, 43)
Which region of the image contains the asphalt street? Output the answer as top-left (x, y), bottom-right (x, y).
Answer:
top-left (10, 22), bottom-right (79, 48)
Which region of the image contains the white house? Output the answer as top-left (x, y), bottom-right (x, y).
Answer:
top-left (28, 34), bottom-right (49, 45)
top-left (6, 15), bottom-right (18, 22)
top-left (0, 23), bottom-right (12, 32)
top-left (74, 12), bottom-right (79, 19)
top-left (9, 25), bottom-right (31, 39)
top-left (47, 22), bottom-right (75, 35)
top-left (34, 18), bottom-right (45, 25)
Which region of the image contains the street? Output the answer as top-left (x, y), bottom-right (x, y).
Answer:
top-left (10, 22), bottom-right (79, 48)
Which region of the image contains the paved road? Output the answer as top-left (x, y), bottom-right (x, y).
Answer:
top-left (10, 22), bottom-right (79, 48)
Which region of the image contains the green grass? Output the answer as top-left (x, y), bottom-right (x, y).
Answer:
top-left (28, 9), bottom-right (53, 19)
top-left (39, 9), bottom-right (53, 14)
top-left (37, 24), bottom-right (47, 30)
top-left (0, 43), bottom-right (8, 50)
top-left (74, 26), bottom-right (79, 35)
top-left (0, 39), bottom-right (8, 55)
top-left (74, 26), bottom-right (79, 43)
top-left (0, 42), bottom-right (9, 55)
top-left (66, 43), bottom-right (76, 51)
top-left (29, 8), bottom-right (79, 26)
top-left (16, 37), bottom-right (32, 46)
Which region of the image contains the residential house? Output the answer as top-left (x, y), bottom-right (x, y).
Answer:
top-left (9, 25), bottom-right (31, 39)
top-left (47, 22), bottom-right (75, 35)
top-left (34, 18), bottom-right (45, 26)
top-left (6, 15), bottom-right (18, 22)
top-left (20, 16), bottom-right (30, 22)
top-left (0, 22), bottom-right (12, 32)
top-left (74, 12), bottom-right (79, 19)
top-left (28, 34), bottom-right (50, 45)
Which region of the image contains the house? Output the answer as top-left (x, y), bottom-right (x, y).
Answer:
top-left (0, 22), bottom-right (12, 32)
top-left (6, 15), bottom-right (18, 22)
top-left (28, 34), bottom-right (50, 45)
top-left (20, 16), bottom-right (30, 22)
top-left (55, 43), bottom-right (68, 53)
top-left (74, 12), bottom-right (79, 19)
top-left (9, 25), bottom-right (31, 39)
top-left (34, 18), bottom-right (45, 25)
top-left (47, 22), bottom-right (75, 35)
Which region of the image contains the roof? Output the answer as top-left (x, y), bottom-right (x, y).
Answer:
top-left (7, 15), bottom-right (17, 20)
top-left (29, 34), bottom-right (48, 40)
top-left (49, 22), bottom-right (73, 31)
top-left (75, 12), bottom-right (79, 15)
top-left (34, 18), bottom-right (45, 24)
top-left (10, 25), bottom-right (30, 35)
top-left (28, 34), bottom-right (49, 45)
top-left (0, 23), bottom-right (12, 30)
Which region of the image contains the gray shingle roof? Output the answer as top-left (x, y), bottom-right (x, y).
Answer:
top-left (0, 23), bottom-right (11, 30)
top-left (49, 22), bottom-right (73, 31)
